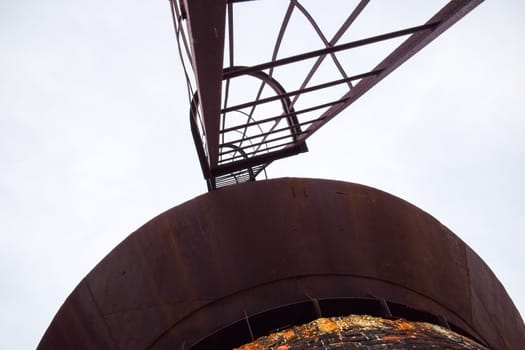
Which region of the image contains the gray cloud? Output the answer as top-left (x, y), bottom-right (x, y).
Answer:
top-left (1, 1), bottom-right (523, 348)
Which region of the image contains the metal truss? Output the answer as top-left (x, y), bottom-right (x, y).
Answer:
top-left (170, 0), bottom-right (483, 190)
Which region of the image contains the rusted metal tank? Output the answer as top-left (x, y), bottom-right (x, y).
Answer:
top-left (37, 178), bottom-right (524, 349)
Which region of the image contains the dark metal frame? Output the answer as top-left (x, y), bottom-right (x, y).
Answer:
top-left (171, 0), bottom-right (483, 190)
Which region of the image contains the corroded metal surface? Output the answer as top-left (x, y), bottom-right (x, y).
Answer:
top-left (236, 315), bottom-right (488, 350)
top-left (37, 178), bottom-right (524, 349)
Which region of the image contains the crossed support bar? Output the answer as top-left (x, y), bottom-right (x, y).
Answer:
top-left (172, 0), bottom-right (483, 190)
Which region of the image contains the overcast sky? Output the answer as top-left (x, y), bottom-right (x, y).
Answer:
top-left (0, 1), bottom-right (523, 348)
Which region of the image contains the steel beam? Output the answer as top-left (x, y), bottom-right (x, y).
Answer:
top-left (182, 0), bottom-right (227, 168)
top-left (294, 0), bottom-right (484, 144)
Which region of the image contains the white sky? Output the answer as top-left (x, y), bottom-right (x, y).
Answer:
top-left (0, 1), bottom-right (523, 348)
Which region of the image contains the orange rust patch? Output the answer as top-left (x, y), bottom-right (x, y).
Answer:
top-left (383, 334), bottom-right (402, 341)
top-left (237, 343), bottom-right (266, 350)
top-left (281, 329), bottom-right (295, 340)
top-left (396, 320), bottom-right (416, 331)
top-left (316, 318), bottom-right (339, 333)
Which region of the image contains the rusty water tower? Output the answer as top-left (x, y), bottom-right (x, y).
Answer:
top-left (38, 1), bottom-right (523, 349)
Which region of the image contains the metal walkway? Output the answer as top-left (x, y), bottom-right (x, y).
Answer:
top-left (171, 0), bottom-right (482, 190)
